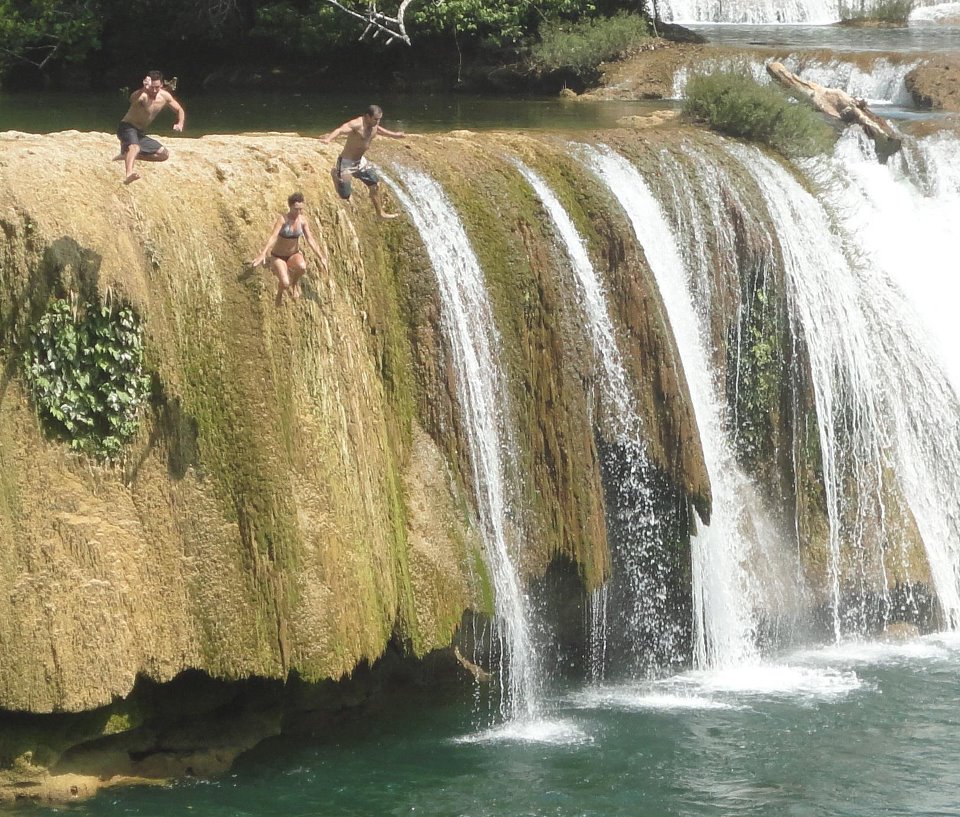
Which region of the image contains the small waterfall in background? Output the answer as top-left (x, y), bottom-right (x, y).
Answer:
top-left (671, 57), bottom-right (917, 106)
top-left (583, 144), bottom-right (768, 670)
top-left (735, 140), bottom-right (960, 635)
top-left (513, 160), bottom-right (684, 678)
top-left (390, 166), bottom-right (541, 720)
top-left (659, 0), bottom-right (837, 24)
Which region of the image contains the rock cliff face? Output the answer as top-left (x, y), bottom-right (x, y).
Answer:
top-left (0, 127), bottom-right (711, 799)
top-left (0, 125), bottom-right (939, 801)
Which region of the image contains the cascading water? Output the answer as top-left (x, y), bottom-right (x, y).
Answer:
top-left (812, 131), bottom-right (960, 629)
top-left (732, 139), bottom-right (960, 634)
top-left (671, 57), bottom-right (917, 106)
top-left (653, 143), bottom-right (807, 644)
top-left (389, 166), bottom-right (541, 719)
top-left (512, 160), bottom-right (684, 677)
top-left (659, 0), bottom-right (837, 24)
top-left (822, 132), bottom-right (960, 402)
top-left (660, 0), bottom-right (953, 22)
top-left (582, 144), bottom-right (769, 669)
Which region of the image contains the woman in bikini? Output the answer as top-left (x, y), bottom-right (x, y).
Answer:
top-left (251, 192), bottom-right (330, 306)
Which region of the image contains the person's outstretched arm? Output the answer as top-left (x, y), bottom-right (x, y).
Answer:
top-left (377, 125), bottom-right (406, 139)
top-left (250, 216), bottom-right (284, 266)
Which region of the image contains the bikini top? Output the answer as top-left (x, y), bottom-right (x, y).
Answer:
top-left (279, 217), bottom-right (304, 239)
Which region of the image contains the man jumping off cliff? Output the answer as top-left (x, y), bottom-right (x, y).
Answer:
top-left (320, 105), bottom-right (405, 220)
top-left (115, 71), bottom-right (185, 185)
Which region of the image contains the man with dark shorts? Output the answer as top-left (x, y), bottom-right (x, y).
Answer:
top-left (116, 70), bottom-right (185, 184)
top-left (320, 105), bottom-right (405, 220)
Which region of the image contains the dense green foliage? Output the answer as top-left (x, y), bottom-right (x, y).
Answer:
top-left (682, 72), bottom-right (835, 158)
top-left (528, 12), bottom-right (650, 79)
top-left (839, 0), bottom-right (914, 22)
top-left (0, 0), bottom-right (101, 73)
top-left (415, 0), bottom-right (593, 47)
top-left (21, 296), bottom-right (151, 459)
top-left (0, 0), bottom-right (653, 89)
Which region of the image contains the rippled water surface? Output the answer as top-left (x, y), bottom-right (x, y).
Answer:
top-left (37, 634), bottom-right (960, 817)
top-left (0, 92), bottom-right (675, 137)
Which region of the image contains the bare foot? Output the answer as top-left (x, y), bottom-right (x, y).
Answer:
top-left (378, 211), bottom-right (400, 220)
top-left (112, 153), bottom-right (124, 162)
top-left (291, 283), bottom-right (302, 300)
top-left (123, 172), bottom-right (141, 185)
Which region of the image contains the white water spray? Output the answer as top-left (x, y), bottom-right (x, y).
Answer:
top-left (813, 133), bottom-right (960, 628)
top-left (583, 144), bottom-right (766, 669)
top-left (733, 140), bottom-right (960, 633)
top-left (513, 160), bottom-right (684, 676)
top-left (390, 167), bottom-right (541, 718)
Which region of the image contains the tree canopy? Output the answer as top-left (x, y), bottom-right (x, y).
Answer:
top-left (0, 0), bottom-right (650, 89)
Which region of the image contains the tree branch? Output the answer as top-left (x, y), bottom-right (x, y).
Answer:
top-left (320, 0), bottom-right (414, 45)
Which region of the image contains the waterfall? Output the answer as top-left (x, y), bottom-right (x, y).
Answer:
top-left (582, 144), bottom-right (768, 669)
top-left (734, 139), bottom-right (960, 634)
top-left (823, 132), bottom-right (960, 401)
top-left (661, 0), bottom-right (952, 22)
top-left (671, 57), bottom-right (917, 106)
top-left (660, 0), bottom-right (838, 24)
top-left (512, 160), bottom-right (684, 677)
top-left (389, 166), bottom-right (541, 718)
top-left (814, 132), bottom-right (960, 629)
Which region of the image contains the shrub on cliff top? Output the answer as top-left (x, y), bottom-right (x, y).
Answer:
top-left (529, 13), bottom-right (652, 83)
top-left (839, 0), bottom-right (915, 23)
top-left (683, 71), bottom-right (835, 158)
top-left (21, 295), bottom-right (151, 460)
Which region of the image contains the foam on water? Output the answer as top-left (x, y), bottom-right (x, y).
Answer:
top-left (570, 662), bottom-right (864, 710)
top-left (571, 686), bottom-right (739, 711)
top-left (454, 718), bottom-right (592, 746)
top-left (791, 638), bottom-right (951, 666)
top-left (676, 664), bottom-right (865, 699)
top-left (923, 630), bottom-right (960, 650)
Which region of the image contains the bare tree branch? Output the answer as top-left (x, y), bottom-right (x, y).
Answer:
top-left (320, 0), bottom-right (415, 45)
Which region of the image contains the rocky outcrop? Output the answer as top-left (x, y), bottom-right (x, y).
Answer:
top-left (906, 55), bottom-right (960, 112)
top-left (0, 128), bottom-right (711, 799)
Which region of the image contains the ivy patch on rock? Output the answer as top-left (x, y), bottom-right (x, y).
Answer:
top-left (21, 294), bottom-right (151, 460)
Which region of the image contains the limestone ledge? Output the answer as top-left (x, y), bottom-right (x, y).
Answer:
top-left (0, 128), bottom-right (708, 719)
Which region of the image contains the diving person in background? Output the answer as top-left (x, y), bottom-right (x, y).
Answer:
top-left (116, 70), bottom-right (186, 185)
top-left (250, 192), bottom-right (330, 307)
top-left (320, 104), bottom-right (405, 220)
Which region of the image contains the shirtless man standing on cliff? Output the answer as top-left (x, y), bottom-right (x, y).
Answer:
top-left (320, 105), bottom-right (405, 220)
top-left (116, 71), bottom-right (185, 185)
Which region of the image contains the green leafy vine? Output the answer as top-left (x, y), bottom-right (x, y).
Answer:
top-left (21, 294), bottom-right (151, 460)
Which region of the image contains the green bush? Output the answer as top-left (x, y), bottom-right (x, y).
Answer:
top-left (21, 295), bottom-right (151, 460)
top-left (682, 71), bottom-right (835, 158)
top-left (839, 0), bottom-right (914, 23)
top-left (529, 12), bottom-right (651, 79)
